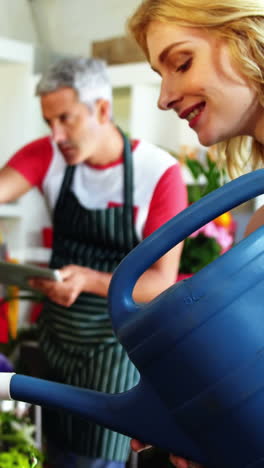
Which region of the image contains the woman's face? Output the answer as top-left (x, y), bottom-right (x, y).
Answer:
top-left (146, 21), bottom-right (264, 147)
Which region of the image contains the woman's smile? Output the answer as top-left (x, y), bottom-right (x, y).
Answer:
top-left (179, 101), bottom-right (206, 128)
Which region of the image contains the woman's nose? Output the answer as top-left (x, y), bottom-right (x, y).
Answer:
top-left (158, 80), bottom-right (182, 111)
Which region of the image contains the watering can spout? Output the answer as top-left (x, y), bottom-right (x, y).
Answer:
top-left (0, 372), bottom-right (206, 464)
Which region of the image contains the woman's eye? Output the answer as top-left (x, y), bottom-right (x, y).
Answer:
top-left (177, 58), bottom-right (192, 72)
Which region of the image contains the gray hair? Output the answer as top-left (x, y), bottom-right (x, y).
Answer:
top-left (35, 57), bottom-right (113, 109)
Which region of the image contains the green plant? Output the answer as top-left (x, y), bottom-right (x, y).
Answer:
top-left (0, 449), bottom-right (38, 468)
top-left (0, 409), bottom-right (44, 467)
top-left (185, 153), bottom-right (226, 203)
top-left (179, 153), bottom-right (234, 274)
top-left (180, 234), bottom-right (222, 273)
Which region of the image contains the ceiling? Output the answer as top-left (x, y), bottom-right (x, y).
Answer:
top-left (28, 0), bottom-right (142, 58)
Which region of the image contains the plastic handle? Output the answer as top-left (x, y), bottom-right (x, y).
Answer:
top-left (109, 169), bottom-right (264, 330)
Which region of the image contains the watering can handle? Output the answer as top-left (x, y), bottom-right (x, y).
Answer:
top-left (109, 169), bottom-right (264, 329)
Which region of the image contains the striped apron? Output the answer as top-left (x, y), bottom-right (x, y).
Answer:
top-left (38, 132), bottom-right (140, 461)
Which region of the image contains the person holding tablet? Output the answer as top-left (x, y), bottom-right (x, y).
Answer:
top-left (0, 57), bottom-right (187, 468)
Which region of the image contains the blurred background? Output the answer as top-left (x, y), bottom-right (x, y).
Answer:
top-left (0, 2), bottom-right (261, 465)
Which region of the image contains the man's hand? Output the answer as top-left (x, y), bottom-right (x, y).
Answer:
top-left (29, 264), bottom-right (99, 307)
top-left (130, 440), bottom-right (204, 468)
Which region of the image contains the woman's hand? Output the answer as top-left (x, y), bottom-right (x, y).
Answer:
top-left (130, 440), bottom-right (204, 468)
top-left (28, 264), bottom-right (98, 307)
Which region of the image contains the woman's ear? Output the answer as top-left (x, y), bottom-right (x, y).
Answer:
top-left (96, 99), bottom-right (112, 124)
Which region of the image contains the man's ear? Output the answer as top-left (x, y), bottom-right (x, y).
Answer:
top-left (96, 99), bottom-right (111, 123)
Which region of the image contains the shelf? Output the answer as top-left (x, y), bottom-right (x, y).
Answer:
top-left (108, 62), bottom-right (161, 87)
top-left (24, 247), bottom-right (51, 264)
top-left (0, 203), bottom-right (22, 218)
top-left (10, 247), bottom-right (51, 264)
top-left (0, 36), bottom-right (34, 65)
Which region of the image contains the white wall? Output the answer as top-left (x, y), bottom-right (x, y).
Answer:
top-left (30, 0), bottom-right (142, 56)
top-left (0, 0), bottom-right (38, 44)
top-left (0, 43), bottom-right (51, 260)
top-left (16, 75), bottom-right (51, 255)
top-left (0, 63), bottom-right (34, 161)
top-left (0, 0), bottom-right (143, 58)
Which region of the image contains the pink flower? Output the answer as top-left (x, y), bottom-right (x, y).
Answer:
top-left (189, 221), bottom-right (233, 251)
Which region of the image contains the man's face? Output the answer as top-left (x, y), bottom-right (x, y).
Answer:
top-left (41, 87), bottom-right (100, 165)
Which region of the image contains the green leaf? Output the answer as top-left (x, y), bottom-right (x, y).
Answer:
top-left (0, 411), bottom-right (43, 467)
top-left (185, 158), bottom-right (204, 179)
top-left (179, 234), bottom-right (222, 274)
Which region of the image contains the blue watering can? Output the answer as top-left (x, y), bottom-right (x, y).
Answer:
top-left (2, 169), bottom-right (264, 468)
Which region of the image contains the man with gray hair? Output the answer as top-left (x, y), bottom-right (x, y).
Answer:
top-left (0, 56), bottom-right (187, 467)
top-left (36, 56), bottom-right (113, 115)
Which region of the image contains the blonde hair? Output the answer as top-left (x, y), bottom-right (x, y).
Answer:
top-left (128, 0), bottom-right (264, 178)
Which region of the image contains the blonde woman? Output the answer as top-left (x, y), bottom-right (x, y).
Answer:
top-left (127, 0), bottom-right (264, 466)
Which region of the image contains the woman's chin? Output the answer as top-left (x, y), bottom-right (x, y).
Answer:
top-left (197, 132), bottom-right (219, 148)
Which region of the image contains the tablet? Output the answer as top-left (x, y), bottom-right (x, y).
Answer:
top-left (0, 260), bottom-right (62, 290)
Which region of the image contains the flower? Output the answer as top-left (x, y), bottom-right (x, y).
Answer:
top-left (190, 220), bottom-right (234, 252)
top-left (214, 211), bottom-right (233, 228)
top-left (0, 353), bottom-right (13, 372)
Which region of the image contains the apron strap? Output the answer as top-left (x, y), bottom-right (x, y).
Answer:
top-left (52, 164), bottom-right (75, 223)
top-left (117, 128), bottom-right (135, 243)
